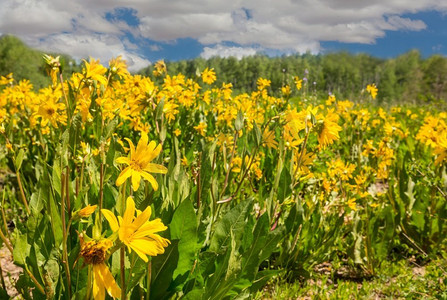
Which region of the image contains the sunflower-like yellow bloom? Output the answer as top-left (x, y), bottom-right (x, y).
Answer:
top-left (116, 133), bottom-right (168, 191)
top-left (79, 236), bottom-right (121, 300)
top-left (201, 67), bottom-right (216, 84)
top-left (317, 109), bottom-right (342, 148)
top-left (102, 196), bottom-right (170, 262)
top-left (366, 83), bottom-right (378, 99)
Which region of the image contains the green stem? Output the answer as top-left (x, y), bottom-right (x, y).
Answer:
top-left (61, 169), bottom-right (72, 298)
top-left (120, 247), bottom-right (126, 300)
top-left (98, 163), bottom-right (104, 231)
top-left (146, 259), bottom-right (152, 300)
top-left (25, 266), bottom-right (45, 295)
top-left (15, 171), bottom-right (30, 214)
top-left (219, 131), bottom-right (239, 201)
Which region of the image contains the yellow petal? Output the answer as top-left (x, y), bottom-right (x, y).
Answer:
top-left (144, 163), bottom-right (168, 174)
top-left (135, 132), bottom-right (149, 156)
top-left (115, 156), bottom-right (130, 165)
top-left (130, 245), bottom-right (149, 262)
top-left (94, 263), bottom-right (121, 299)
top-left (130, 237), bottom-right (166, 257)
top-left (132, 206), bottom-right (152, 230)
top-left (123, 196), bottom-right (135, 226)
top-left (135, 219), bottom-right (167, 237)
top-left (124, 138), bottom-right (135, 159)
top-left (116, 166), bottom-right (132, 186)
top-left (140, 171), bottom-right (158, 191)
top-left (147, 144), bottom-right (162, 162)
top-left (101, 209), bottom-right (119, 232)
top-left (92, 265), bottom-right (106, 300)
top-left (131, 171), bottom-right (141, 191)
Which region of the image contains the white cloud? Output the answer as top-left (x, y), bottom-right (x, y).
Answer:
top-left (31, 33), bottom-right (150, 71)
top-left (0, 0), bottom-right (446, 66)
top-left (201, 44), bottom-right (258, 59)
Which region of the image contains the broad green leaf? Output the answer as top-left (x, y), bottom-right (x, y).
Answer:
top-left (277, 165), bottom-right (292, 203)
top-left (126, 258), bottom-right (148, 294)
top-left (171, 197), bottom-right (198, 279)
top-left (13, 233), bottom-right (30, 266)
top-left (150, 240), bottom-right (179, 300)
top-left (15, 148), bottom-right (25, 171)
top-left (235, 110), bottom-right (244, 131)
top-left (209, 199), bottom-right (251, 254)
top-left (51, 159), bottom-right (61, 197)
top-left (252, 121), bottom-right (261, 147)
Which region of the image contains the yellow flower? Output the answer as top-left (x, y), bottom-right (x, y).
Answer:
top-left (326, 94), bottom-right (336, 106)
top-left (256, 78), bottom-right (271, 90)
top-left (109, 55), bottom-right (129, 78)
top-left (281, 85), bottom-right (291, 97)
top-left (83, 58), bottom-right (108, 86)
top-left (316, 109), bottom-right (342, 148)
top-left (194, 122), bottom-right (207, 136)
top-left (366, 83), bottom-right (378, 99)
top-left (262, 128), bottom-right (278, 150)
top-left (173, 128), bottom-right (181, 136)
top-left (347, 198), bottom-right (357, 211)
top-left (0, 73), bottom-right (13, 85)
top-left (116, 133), bottom-right (168, 191)
top-left (76, 205), bottom-right (97, 219)
top-left (43, 54), bottom-right (61, 86)
top-left (153, 60), bottom-right (167, 77)
top-left (79, 236), bottom-right (121, 300)
top-left (201, 67), bottom-right (216, 84)
top-left (102, 196), bottom-right (170, 262)
top-left (294, 76), bottom-right (303, 90)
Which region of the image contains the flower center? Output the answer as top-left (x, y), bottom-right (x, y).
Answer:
top-left (46, 107), bottom-right (55, 116)
top-left (80, 241), bottom-right (108, 265)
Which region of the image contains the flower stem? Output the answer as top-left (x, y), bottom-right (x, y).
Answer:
top-left (120, 247), bottom-right (126, 300)
top-left (146, 259), bottom-right (152, 300)
top-left (61, 169), bottom-right (72, 298)
top-left (16, 171), bottom-right (30, 214)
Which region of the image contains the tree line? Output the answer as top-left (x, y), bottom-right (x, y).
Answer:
top-left (141, 51), bottom-right (447, 104)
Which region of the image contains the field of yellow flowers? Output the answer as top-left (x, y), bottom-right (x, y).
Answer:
top-left (0, 56), bottom-right (446, 299)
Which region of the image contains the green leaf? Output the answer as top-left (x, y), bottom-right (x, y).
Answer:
top-left (405, 177), bottom-right (416, 213)
top-left (15, 148), bottom-right (25, 171)
top-left (277, 165), bottom-right (292, 203)
top-left (156, 98), bottom-right (165, 121)
top-left (150, 240), bottom-right (179, 300)
top-left (51, 159), bottom-right (61, 197)
top-left (170, 197), bottom-right (198, 279)
top-left (13, 233), bottom-right (30, 266)
top-left (126, 258), bottom-right (147, 294)
top-left (235, 110), bottom-right (244, 131)
top-left (204, 231), bottom-right (241, 300)
top-left (48, 190), bottom-right (63, 246)
top-left (241, 214), bottom-right (281, 281)
top-left (29, 189), bottom-right (45, 215)
top-left (252, 121), bottom-right (261, 147)
top-left (209, 199), bottom-right (251, 254)
top-left (104, 118), bottom-right (119, 140)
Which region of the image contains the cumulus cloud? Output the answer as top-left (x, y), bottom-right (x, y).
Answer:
top-left (201, 44), bottom-right (258, 59)
top-left (0, 0), bottom-right (446, 68)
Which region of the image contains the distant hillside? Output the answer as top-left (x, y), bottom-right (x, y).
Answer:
top-left (0, 35), bottom-right (80, 89)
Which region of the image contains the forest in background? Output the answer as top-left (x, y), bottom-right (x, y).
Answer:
top-left (1, 34), bottom-right (447, 104)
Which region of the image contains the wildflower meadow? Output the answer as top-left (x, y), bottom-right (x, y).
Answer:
top-left (0, 55), bottom-right (446, 299)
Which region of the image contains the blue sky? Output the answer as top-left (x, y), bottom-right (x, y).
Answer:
top-left (322, 10), bottom-right (447, 58)
top-left (0, 1), bottom-right (446, 70)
